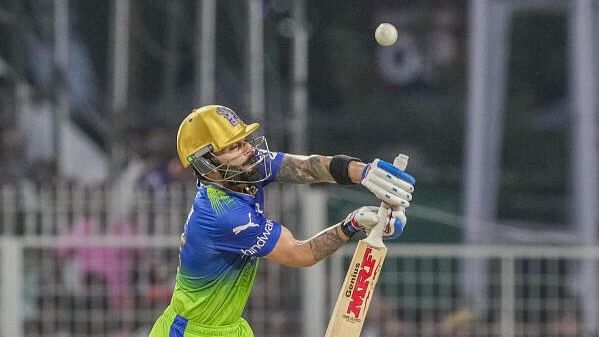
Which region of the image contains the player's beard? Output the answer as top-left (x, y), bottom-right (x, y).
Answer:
top-left (220, 153), bottom-right (263, 183)
top-left (236, 166), bottom-right (262, 183)
top-left (213, 149), bottom-right (270, 188)
top-left (225, 166), bottom-right (261, 195)
top-left (233, 151), bottom-right (264, 183)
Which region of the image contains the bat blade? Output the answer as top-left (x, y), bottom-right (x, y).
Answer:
top-left (324, 241), bottom-right (387, 337)
top-left (325, 154), bottom-right (408, 337)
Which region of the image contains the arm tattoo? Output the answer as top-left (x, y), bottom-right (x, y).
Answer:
top-left (277, 155), bottom-right (334, 184)
top-left (307, 227), bottom-right (346, 262)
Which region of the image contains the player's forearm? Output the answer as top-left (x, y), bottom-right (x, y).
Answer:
top-left (299, 224), bottom-right (349, 266)
top-left (277, 153), bottom-right (367, 185)
top-left (277, 154), bottom-right (334, 184)
top-left (266, 224), bottom-right (350, 268)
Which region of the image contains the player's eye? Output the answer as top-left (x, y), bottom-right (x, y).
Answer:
top-left (216, 143), bottom-right (240, 155)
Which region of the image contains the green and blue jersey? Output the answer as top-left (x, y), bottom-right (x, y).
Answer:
top-left (168, 151), bottom-right (284, 326)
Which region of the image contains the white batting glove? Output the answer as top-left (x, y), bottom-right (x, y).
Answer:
top-left (340, 205), bottom-right (408, 239)
top-left (361, 159), bottom-right (415, 207)
top-left (378, 205), bottom-right (407, 240)
top-left (339, 206), bottom-right (379, 238)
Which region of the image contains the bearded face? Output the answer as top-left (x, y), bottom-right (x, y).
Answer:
top-left (216, 151), bottom-right (262, 182)
top-left (199, 136), bottom-right (272, 185)
top-left (231, 165), bottom-right (263, 185)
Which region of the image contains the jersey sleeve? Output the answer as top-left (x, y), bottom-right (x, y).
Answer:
top-left (262, 151), bottom-right (285, 186)
top-left (211, 203), bottom-right (282, 257)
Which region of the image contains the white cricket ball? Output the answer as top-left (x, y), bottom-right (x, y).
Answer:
top-left (375, 23), bottom-right (398, 46)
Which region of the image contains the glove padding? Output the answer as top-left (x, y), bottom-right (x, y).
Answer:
top-left (361, 159), bottom-right (415, 207)
top-left (341, 205), bottom-right (407, 240)
top-left (377, 205), bottom-right (407, 239)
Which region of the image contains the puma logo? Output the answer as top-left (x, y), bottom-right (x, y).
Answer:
top-left (233, 213), bottom-right (259, 235)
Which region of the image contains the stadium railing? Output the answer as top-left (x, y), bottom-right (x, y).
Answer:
top-left (0, 184), bottom-right (595, 337)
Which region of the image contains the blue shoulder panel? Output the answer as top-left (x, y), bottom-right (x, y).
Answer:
top-left (263, 151), bottom-right (285, 186)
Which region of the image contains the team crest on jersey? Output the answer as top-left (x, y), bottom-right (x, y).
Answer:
top-left (216, 106), bottom-right (242, 126)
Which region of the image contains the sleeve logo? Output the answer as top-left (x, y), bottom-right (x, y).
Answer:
top-left (240, 219), bottom-right (274, 256)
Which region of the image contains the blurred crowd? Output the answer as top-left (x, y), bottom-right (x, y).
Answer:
top-left (361, 298), bottom-right (586, 337)
top-left (10, 157), bottom-right (193, 337)
top-left (0, 112), bottom-right (196, 336)
top-left (0, 118), bottom-right (194, 189)
top-left (26, 245), bottom-right (178, 337)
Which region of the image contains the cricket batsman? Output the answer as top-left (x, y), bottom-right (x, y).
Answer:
top-left (149, 105), bottom-right (416, 337)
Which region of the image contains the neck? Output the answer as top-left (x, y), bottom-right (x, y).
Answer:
top-left (230, 182), bottom-right (257, 196)
top-left (223, 181), bottom-right (245, 193)
top-left (218, 181), bottom-right (257, 196)
top-left (200, 172), bottom-right (258, 196)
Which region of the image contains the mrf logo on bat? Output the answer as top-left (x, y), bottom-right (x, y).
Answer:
top-left (342, 247), bottom-right (381, 321)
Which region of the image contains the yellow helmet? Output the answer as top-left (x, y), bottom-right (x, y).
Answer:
top-left (176, 105), bottom-right (260, 169)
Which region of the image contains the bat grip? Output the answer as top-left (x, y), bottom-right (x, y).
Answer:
top-left (364, 154), bottom-right (409, 247)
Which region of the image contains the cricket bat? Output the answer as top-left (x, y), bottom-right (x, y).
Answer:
top-left (324, 154), bottom-right (409, 337)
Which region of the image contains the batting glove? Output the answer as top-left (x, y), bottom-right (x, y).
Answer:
top-left (340, 205), bottom-right (408, 240)
top-left (378, 205), bottom-right (407, 240)
top-left (339, 206), bottom-right (379, 238)
top-left (361, 159), bottom-right (415, 207)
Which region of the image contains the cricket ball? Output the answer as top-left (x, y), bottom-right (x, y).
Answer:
top-left (375, 23), bottom-right (398, 46)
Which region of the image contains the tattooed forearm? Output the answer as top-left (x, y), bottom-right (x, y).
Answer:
top-left (306, 227), bottom-right (346, 262)
top-left (277, 154), bottom-right (334, 184)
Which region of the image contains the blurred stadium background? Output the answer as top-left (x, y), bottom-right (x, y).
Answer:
top-left (0, 0), bottom-right (596, 336)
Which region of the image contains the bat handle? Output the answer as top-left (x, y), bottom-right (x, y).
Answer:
top-left (364, 154), bottom-right (409, 248)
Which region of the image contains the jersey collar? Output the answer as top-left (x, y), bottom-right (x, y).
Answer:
top-left (199, 181), bottom-right (257, 201)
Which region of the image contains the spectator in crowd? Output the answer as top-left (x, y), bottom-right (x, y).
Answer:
top-left (362, 292), bottom-right (419, 337)
top-left (440, 307), bottom-right (478, 337)
top-left (55, 216), bottom-right (138, 335)
top-left (546, 308), bottom-right (584, 337)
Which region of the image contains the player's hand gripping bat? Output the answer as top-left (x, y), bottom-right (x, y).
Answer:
top-left (325, 154), bottom-right (409, 337)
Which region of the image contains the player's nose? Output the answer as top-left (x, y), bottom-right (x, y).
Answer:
top-left (241, 141), bottom-right (256, 156)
